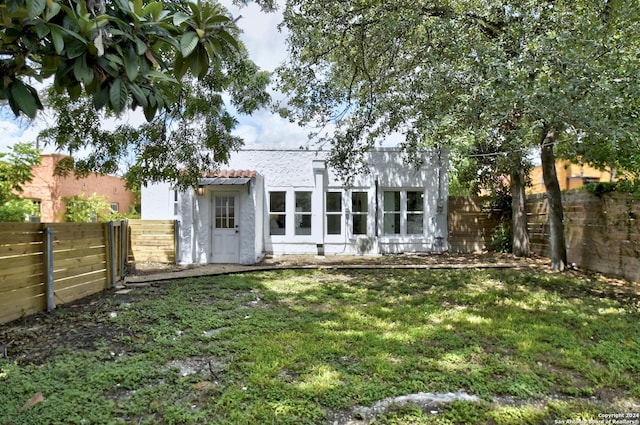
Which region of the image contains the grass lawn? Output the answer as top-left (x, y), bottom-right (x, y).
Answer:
top-left (1, 268), bottom-right (639, 424)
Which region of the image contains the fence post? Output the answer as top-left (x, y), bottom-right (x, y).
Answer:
top-left (120, 219), bottom-right (127, 279)
top-left (43, 227), bottom-right (55, 312)
top-left (107, 221), bottom-right (116, 288)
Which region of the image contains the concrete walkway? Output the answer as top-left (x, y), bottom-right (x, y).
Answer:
top-left (124, 253), bottom-right (545, 285)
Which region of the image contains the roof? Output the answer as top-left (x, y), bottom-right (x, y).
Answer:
top-left (199, 169), bottom-right (257, 186)
top-left (204, 169), bottom-right (257, 178)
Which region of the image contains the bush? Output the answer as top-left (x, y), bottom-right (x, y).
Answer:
top-left (64, 193), bottom-right (114, 222)
top-left (0, 199), bottom-right (39, 222)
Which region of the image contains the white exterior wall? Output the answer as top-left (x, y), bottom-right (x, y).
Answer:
top-left (141, 148), bottom-right (448, 264)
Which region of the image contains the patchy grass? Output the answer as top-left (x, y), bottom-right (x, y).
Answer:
top-left (1, 269), bottom-right (639, 424)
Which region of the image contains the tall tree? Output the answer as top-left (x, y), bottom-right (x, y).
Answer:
top-left (2, 0), bottom-right (271, 188)
top-left (277, 0), bottom-right (640, 270)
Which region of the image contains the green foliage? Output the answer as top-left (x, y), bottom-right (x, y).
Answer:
top-left (0, 0), bottom-right (270, 120)
top-left (490, 220), bottom-right (513, 253)
top-left (584, 179), bottom-right (640, 198)
top-left (63, 193), bottom-right (113, 222)
top-left (36, 2), bottom-right (271, 189)
top-left (0, 142), bottom-right (40, 204)
top-left (277, 0), bottom-right (640, 193)
top-left (1, 269), bottom-right (638, 424)
top-left (0, 198), bottom-right (39, 222)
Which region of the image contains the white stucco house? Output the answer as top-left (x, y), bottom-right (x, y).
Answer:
top-left (141, 148), bottom-right (449, 264)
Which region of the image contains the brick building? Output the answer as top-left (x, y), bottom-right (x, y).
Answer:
top-left (19, 154), bottom-right (136, 222)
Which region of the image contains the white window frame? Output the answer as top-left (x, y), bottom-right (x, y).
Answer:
top-left (349, 189), bottom-right (371, 238)
top-left (325, 190), bottom-right (344, 238)
top-left (268, 190), bottom-right (287, 236)
top-left (382, 189), bottom-right (426, 237)
top-left (294, 191), bottom-right (312, 236)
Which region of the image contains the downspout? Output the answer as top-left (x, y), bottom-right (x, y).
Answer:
top-left (435, 148), bottom-right (445, 252)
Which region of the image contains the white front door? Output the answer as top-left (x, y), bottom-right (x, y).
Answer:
top-left (212, 195), bottom-right (240, 263)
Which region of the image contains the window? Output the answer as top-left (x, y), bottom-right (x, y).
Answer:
top-left (269, 192), bottom-right (286, 235)
top-left (295, 191), bottom-right (312, 235)
top-left (326, 192), bottom-right (342, 235)
top-left (215, 196), bottom-right (235, 228)
top-left (351, 192), bottom-right (368, 235)
top-left (406, 191), bottom-right (424, 234)
top-left (110, 203), bottom-right (119, 213)
top-left (383, 191), bottom-right (401, 235)
top-left (383, 190), bottom-right (425, 236)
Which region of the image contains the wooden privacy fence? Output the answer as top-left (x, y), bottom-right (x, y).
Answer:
top-left (128, 219), bottom-right (178, 264)
top-left (527, 192), bottom-right (640, 282)
top-left (0, 220), bottom-right (177, 324)
top-left (448, 196), bottom-right (504, 253)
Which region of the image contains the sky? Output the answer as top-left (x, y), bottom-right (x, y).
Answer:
top-left (0, 1), bottom-right (312, 155)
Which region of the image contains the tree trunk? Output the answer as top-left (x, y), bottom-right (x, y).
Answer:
top-left (540, 129), bottom-right (567, 271)
top-left (510, 167), bottom-right (530, 257)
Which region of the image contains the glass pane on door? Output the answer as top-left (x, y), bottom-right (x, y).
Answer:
top-left (215, 196), bottom-right (235, 229)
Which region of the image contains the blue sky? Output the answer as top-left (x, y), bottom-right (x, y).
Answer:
top-left (0, 1), bottom-right (311, 155)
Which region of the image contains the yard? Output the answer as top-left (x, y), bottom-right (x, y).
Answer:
top-left (1, 267), bottom-right (639, 424)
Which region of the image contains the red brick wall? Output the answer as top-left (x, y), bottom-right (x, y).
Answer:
top-left (19, 154), bottom-right (136, 222)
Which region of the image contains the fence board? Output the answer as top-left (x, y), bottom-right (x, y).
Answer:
top-left (527, 192), bottom-right (640, 282)
top-left (55, 280), bottom-right (108, 305)
top-left (129, 220), bottom-right (176, 263)
top-left (54, 261), bottom-right (107, 281)
top-left (0, 220), bottom-right (175, 324)
top-left (55, 271), bottom-right (107, 292)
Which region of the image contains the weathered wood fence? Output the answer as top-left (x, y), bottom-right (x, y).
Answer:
top-left (527, 192), bottom-right (640, 282)
top-left (448, 196), bottom-right (504, 253)
top-left (0, 220), bottom-right (176, 324)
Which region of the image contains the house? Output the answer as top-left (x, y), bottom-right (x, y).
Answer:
top-left (19, 154), bottom-right (137, 222)
top-left (527, 161), bottom-right (615, 194)
top-left (141, 148), bottom-right (449, 265)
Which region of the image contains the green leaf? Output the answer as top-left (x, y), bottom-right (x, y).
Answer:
top-left (49, 26), bottom-right (65, 55)
top-left (173, 12), bottom-right (191, 26)
top-left (217, 30), bottom-right (239, 51)
top-left (124, 45), bottom-right (139, 81)
top-left (109, 79), bottom-right (128, 111)
top-left (93, 84), bottom-right (109, 109)
top-left (67, 83), bottom-right (81, 99)
top-left (180, 31), bottom-right (199, 57)
top-left (26, 0), bottom-right (46, 18)
top-left (64, 38), bottom-right (87, 59)
top-left (143, 104), bottom-right (157, 121)
top-left (44, 1), bottom-right (61, 21)
top-left (141, 2), bottom-right (162, 19)
top-left (134, 38), bottom-right (147, 55)
top-left (129, 83), bottom-right (148, 108)
top-left (190, 45), bottom-right (209, 78)
top-left (34, 21), bottom-right (50, 38)
top-left (73, 54), bottom-right (94, 85)
top-left (9, 80), bottom-right (39, 118)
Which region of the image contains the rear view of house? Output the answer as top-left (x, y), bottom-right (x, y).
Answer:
top-left (141, 148), bottom-right (448, 264)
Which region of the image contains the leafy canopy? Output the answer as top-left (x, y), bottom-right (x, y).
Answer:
top-left (0, 0), bottom-right (252, 120)
top-left (277, 0), bottom-right (640, 182)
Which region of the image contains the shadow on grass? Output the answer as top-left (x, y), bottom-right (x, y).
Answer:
top-left (1, 268), bottom-right (638, 424)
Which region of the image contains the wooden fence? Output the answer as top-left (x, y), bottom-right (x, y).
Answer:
top-left (448, 196), bottom-right (504, 253)
top-left (527, 192), bottom-right (640, 282)
top-left (0, 220), bottom-right (177, 324)
top-left (128, 219), bottom-right (177, 264)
